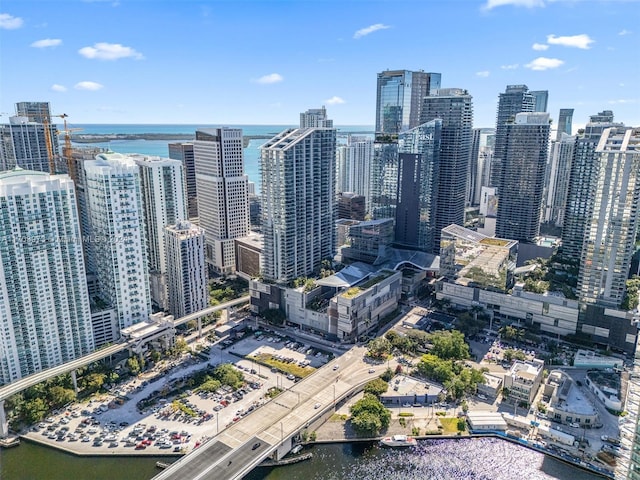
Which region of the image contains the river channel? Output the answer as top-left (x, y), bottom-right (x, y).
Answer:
top-left (1, 437), bottom-right (605, 480)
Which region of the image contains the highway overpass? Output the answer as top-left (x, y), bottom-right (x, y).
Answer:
top-left (152, 345), bottom-right (379, 480)
top-left (0, 296), bottom-right (250, 437)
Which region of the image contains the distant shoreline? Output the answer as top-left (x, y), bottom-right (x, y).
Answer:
top-left (70, 134), bottom-right (276, 144)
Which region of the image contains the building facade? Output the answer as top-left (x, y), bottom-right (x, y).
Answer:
top-left (300, 106), bottom-right (333, 128)
top-left (261, 126), bottom-right (336, 283)
top-left (491, 85), bottom-right (536, 190)
top-left (543, 133), bottom-right (575, 227)
top-left (168, 142), bottom-right (198, 220)
top-left (0, 116), bottom-right (59, 173)
top-left (134, 155), bottom-right (187, 309)
top-left (0, 169), bottom-right (94, 385)
top-left (495, 112), bottom-right (550, 243)
top-left (164, 220), bottom-right (207, 319)
top-left (375, 70), bottom-right (441, 135)
top-left (335, 135), bottom-right (373, 207)
top-left (193, 128), bottom-right (250, 275)
top-left (421, 88), bottom-right (473, 248)
top-left (556, 108), bottom-right (574, 141)
top-left (394, 120), bottom-right (442, 253)
top-left (84, 153), bottom-right (151, 331)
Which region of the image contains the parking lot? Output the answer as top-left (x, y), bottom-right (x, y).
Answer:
top-left (23, 329), bottom-right (339, 456)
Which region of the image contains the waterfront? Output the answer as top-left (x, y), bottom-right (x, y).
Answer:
top-left (0, 437), bottom-right (605, 480)
top-left (70, 124), bottom-right (374, 195)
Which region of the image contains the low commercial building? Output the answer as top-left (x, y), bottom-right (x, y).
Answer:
top-left (503, 359), bottom-right (544, 406)
top-left (585, 369), bottom-right (623, 412)
top-left (478, 372), bottom-right (503, 398)
top-left (573, 349), bottom-right (623, 369)
top-left (543, 370), bottom-right (600, 427)
top-left (466, 411), bottom-right (507, 432)
top-left (379, 375), bottom-right (443, 406)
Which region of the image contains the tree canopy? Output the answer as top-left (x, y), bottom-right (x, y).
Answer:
top-left (428, 330), bottom-right (469, 360)
top-left (350, 393), bottom-right (391, 436)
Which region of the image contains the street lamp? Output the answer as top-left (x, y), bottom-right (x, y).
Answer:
top-left (216, 411), bottom-right (219, 434)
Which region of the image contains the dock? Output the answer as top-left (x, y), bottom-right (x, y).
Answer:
top-left (260, 452), bottom-right (313, 467)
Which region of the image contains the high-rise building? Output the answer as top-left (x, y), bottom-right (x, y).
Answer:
top-left (84, 153), bottom-right (151, 330)
top-left (261, 124), bottom-right (336, 283)
top-left (15, 101), bottom-right (51, 123)
top-left (394, 120), bottom-right (442, 253)
top-left (300, 106), bottom-right (333, 128)
top-left (134, 155), bottom-right (187, 309)
top-left (560, 111), bottom-right (624, 262)
top-left (421, 88), bottom-right (473, 248)
top-left (556, 108), bottom-right (574, 141)
top-left (193, 128), bottom-right (250, 275)
top-left (0, 115), bottom-right (59, 172)
top-left (168, 142), bottom-right (198, 220)
top-left (577, 126), bottom-right (640, 308)
top-left (0, 168), bottom-right (94, 385)
top-left (370, 141), bottom-right (400, 221)
top-left (375, 70), bottom-right (441, 134)
top-left (469, 128), bottom-right (495, 206)
top-left (164, 220), bottom-right (207, 318)
top-left (337, 192), bottom-right (366, 221)
top-left (530, 90), bottom-right (549, 112)
top-left (543, 133), bottom-right (575, 227)
top-left (335, 135), bottom-right (373, 208)
top-left (495, 112), bottom-right (550, 242)
top-left (491, 85), bottom-right (536, 190)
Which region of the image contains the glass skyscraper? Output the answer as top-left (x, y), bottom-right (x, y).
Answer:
top-left (375, 70), bottom-right (441, 135)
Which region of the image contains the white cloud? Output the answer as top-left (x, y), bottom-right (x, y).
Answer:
top-left (78, 42), bottom-right (143, 60)
top-left (532, 43), bottom-right (549, 51)
top-left (608, 98), bottom-right (637, 105)
top-left (51, 84), bottom-right (67, 92)
top-left (0, 13), bottom-right (23, 29)
top-left (31, 38), bottom-right (62, 48)
top-left (501, 63), bottom-right (519, 70)
top-left (325, 96), bottom-right (345, 105)
top-left (525, 57), bottom-right (565, 70)
top-left (476, 71), bottom-right (490, 77)
top-left (353, 23), bottom-right (391, 39)
top-left (254, 73), bottom-right (283, 84)
top-left (74, 81), bottom-right (104, 91)
top-left (482, 0), bottom-right (544, 11)
top-left (546, 34), bottom-right (594, 49)
top-left (618, 29), bottom-right (632, 36)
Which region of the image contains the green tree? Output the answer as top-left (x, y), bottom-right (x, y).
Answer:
top-left (23, 398), bottom-right (48, 424)
top-left (363, 378), bottom-right (389, 397)
top-left (48, 385), bottom-right (76, 408)
top-left (415, 354), bottom-right (455, 383)
top-left (127, 357), bottom-right (141, 375)
top-left (150, 350), bottom-right (161, 363)
top-left (199, 379), bottom-right (222, 393)
top-left (213, 363), bottom-right (244, 389)
top-left (350, 393), bottom-right (391, 436)
top-left (428, 330), bottom-right (469, 360)
top-left (263, 308), bottom-right (286, 326)
top-left (81, 372), bottom-right (106, 394)
top-left (367, 337), bottom-right (392, 360)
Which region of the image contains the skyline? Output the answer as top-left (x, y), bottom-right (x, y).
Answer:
top-left (0, 0), bottom-right (639, 130)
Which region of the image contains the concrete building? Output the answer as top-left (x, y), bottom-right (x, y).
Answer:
top-left (0, 168), bottom-right (94, 385)
top-left (585, 370), bottom-right (623, 412)
top-left (261, 125), bottom-right (336, 283)
top-left (337, 192), bottom-right (365, 221)
top-left (168, 142), bottom-right (198, 220)
top-left (0, 115), bottom-right (59, 173)
top-left (573, 349), bottom-right (623, 369)
top-left (380, 375), bottom-right (443, 406)
top-left (193, 128), bottom-right (250, 275)
top-left (84, 152), bottom-right (151, 331)
top-left (503, 358), bottom-right (545, 406)
top-left (491, 85), bottom-right (536, 191)
top-left (234, 232), bottom-right (263, 280)
top-left (375, 70), bottom-right (441, 135)
top-left (15, 101), bottom-right (51, 124)
top-left (300, 106), bottom-right (333, 128)
top-left (134, 155), bottom-right (187, 309)
top-left (335, 135), bottom-right (373, 208)
top-left (560, 111), bottom-right (623, 263)
top-left (495, 112), bottom-right (550, 243)
top-left (543, 370), bottom-right (601, 427)
top-left (164, 220), bottom-right (207, 319)
top-left (340, 218), bottom-right (394, 264)
top-left (469, 128), bottom-right (495, 206)
top-left (421, 88), bottom-right (473, 248)
top-left (394, 120), bottom-right (442, 253)
top-left (578, 126), bottom-right (640, 308)
top-left (543, 133), bottom-right (575, 227)
top-left (478, 372), bottom-right (503, 399)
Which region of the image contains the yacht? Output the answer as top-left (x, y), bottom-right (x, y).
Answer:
top-left (379, 434), bottom-right (417, 447)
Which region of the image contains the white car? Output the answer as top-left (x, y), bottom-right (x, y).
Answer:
top-left (314, 403), bottom-right (321, 409)
top-left (333, 365), bottom-right (339, 371)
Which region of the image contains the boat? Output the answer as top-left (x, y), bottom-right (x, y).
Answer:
top-left (379, 434), bottom-right (417, 447)
top-left (290, 444), bottom-right (303, 454)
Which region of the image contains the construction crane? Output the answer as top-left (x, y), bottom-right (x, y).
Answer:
top-left (42, 115), bottom-right (57, 174)
top-left (54, 114), bottom-right (83, 183)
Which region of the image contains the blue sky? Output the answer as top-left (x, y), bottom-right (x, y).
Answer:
top-left (1, 0), bottom-right (638, 129)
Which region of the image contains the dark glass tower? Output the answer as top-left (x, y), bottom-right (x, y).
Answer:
top-left (556, 108), bottom-right (574, 141)
top-left (421, 88), bottom-right (473, 248)
top-left (491, 85), bottom-right (535, 191)
top-left (375, 70), bottom-right (441, 135)
top-left (495, 112), bottom-right (550, 242)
